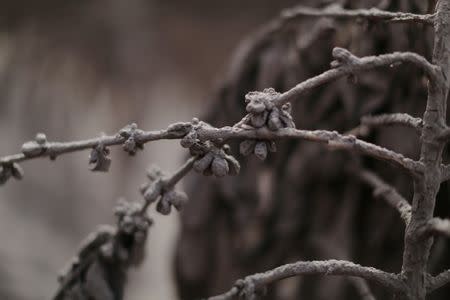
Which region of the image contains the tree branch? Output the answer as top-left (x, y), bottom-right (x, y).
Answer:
top-left (0, 122), bottom-right (423, 185)
top-left (206, 260), bottom-right (405, 300)
top-left (428, 269), bottom-right (450, 293)
top-left (0, 123), bottom-right (189, 165)
top-left (355, 168), bottom-right (412, 225)
top-left (274, 48), bottom-right (441, 107)
top-left (282, 5), bottom-right (435, 25)
top-left (421, 218), bottom-right (450, 238)
top-left (361, 113), bottom-right (423, 133)
top-left (197, 126), bottom-right (424, 174)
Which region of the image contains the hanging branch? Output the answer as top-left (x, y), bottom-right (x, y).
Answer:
top-left (206, 260), bottom-right (405, 300)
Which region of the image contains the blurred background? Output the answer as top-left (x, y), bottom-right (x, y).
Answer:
top-left (0, 0), bottom-right (298, 299)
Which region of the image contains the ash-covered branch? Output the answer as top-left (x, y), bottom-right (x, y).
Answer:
top-left (356, 169), bottom-right (412, 225)
top-left (1, 123), bottom-right (191, 165)
top-left (196, 126), bottom-right (423, 174)
top-left (206, 260), bottom-right (405, 300)
top-left (274, 47), bottom-right (440, 107)
top-left (282, 5), bottom-right (435, 25)
top-left (428, 269), bottom-right (450, 293)
top-left (0, 116), bottom-right (422, 184)
top-left (361, 113), bottom-right (424, 133)
top-left (420, 218), bottom-right (450, 238)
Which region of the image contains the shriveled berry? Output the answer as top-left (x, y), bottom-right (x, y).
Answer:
top-left (240, 140), bottom-right (256, 156)
top-left (156, 199), bottom-right (171, 215)
top-left (211, 157), bottom-right (229, 177)
top-left (254, 141), bottom-right (268, 160)
top-left (193, 152), bottom-right (214, 173)
top-left (169, 190), bottom-right (188, 210)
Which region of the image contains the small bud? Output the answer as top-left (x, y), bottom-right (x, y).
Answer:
top-left (21, 141), bottom-right (45, 157)
top-left (180, 131), bottom-right (197, 148)
top-left (146, 165), bottom-right (163, 181)
top-left (35, 133), bottom-right (47, 145)
top-left (123, 138), bottom-right (137, 155)
top-left (0, 164), bottom-right (12, 185)
top-left (267, 108), bottom-right (283, 131)
top-left (225, 155), bottom-right (240, 176)
top-left (119, 123), bottom-right (137, 137)
top-left (211, 157), bottom-right (229, 177)
top-left (11, 163), bottom-right (24, 180)
top-left (89, 145), bottom-right (111, 172)
top-left (171, 191), bottom-right (188, 210)
top-left (254, 141), bottom-right (268, 160)
top-left (156, 199), bottom-right (171, 215)
top-left (143, 182), bottom-right (162, 203)
top-left (193, 152), bottom-right (214, 173)
top-left (240, 140), bottom-right (256, 156)
top-left (222, 144), bottom-right (231, 154)
top-left (250, 111), bottom-right (268, 128)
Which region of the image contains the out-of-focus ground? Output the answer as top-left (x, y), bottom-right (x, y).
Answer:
top-left (0, 1), bottom-right (298, 299)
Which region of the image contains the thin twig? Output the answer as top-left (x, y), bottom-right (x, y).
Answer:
top-left (356, 168), bottom-right (412, 225)
top-left (361, 113), bottom-right (423, 132)
top-left (275, 48), bottom-right (440, 107)
top-left (206, 260), bottom-right (405, 300)
top-left (282, 5), bottom-right (435, 25)
top-left (421, 218), bottom-right (450, 238)
top-left (0, 127), bottom-right (183, 165)
top-left (140, 157), bottom-right (196, 213)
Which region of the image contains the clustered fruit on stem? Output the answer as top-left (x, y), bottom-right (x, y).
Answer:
top-left (236, 88), bottom-right (295, 160)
